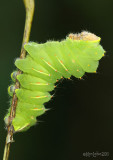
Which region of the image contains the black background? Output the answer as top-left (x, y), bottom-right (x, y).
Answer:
top-left (0, 0), bottom-right (113, 160)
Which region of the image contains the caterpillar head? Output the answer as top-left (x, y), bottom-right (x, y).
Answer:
top-left (68, 31), bottom-right (100, 41)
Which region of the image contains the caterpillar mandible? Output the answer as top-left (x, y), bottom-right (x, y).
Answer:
top-left (5, 31), bottom-right (105, 132)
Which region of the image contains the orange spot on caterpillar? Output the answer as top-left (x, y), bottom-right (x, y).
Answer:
top-left (54, 85), bottom-right (57, 88)
top-left (32, 108), bottom-right (43, 111)
top-left (60, 60), bottom-right (63, 64)
top-left (56, 80), bottom-right (59, 82)
top-left (32, 68), bottom-right (50, 76)
top-left (48, 62), bottom-right (51, 65)
top-left (30, 82), bottom-right (49, 86)
top-left (37, 95), bottom-right (48, 98)
top-left (56, 56), bottom-right (69, 72)
top-left (65, 69), bottom-right (68, 71)
top-left (42, 59), bottom-right (57, 72)
top-left (68, 77), bottom-right (70, 80)
top-left (34, 108), bottom-right (38, 110)
top-left (61, 76), bottom-right (63, 79)
top-left (31, 95), bottom-right (48, 99)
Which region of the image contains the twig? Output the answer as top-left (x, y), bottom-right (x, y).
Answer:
top-left (3, 1), bottom-right (35, 160)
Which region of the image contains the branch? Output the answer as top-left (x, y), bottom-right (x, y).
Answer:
top-left (3, 1), bottom-right (35, 160)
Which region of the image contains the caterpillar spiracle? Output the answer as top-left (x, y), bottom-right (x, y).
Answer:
top-left (5, 31), bottom-right (105, 132)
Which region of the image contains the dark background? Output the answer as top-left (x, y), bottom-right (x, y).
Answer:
top-left (0, 0), bottom-right (113, 159)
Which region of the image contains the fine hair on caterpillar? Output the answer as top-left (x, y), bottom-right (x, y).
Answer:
top-left (4, 31), bottom-right (105, 132)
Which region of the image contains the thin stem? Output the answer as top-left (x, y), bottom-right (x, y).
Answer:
top-left (21, 0), bottom-right (35, 58)
top-left (3, 1), bottom-right (35, 160)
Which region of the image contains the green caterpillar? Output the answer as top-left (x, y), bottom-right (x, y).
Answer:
top-left (5, 31), bottom-right (105, 132)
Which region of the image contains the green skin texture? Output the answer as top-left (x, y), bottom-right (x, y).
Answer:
top-left (5, 36), bottom-right (105, 132)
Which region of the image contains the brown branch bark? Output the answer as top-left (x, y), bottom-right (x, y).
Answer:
top-left (3, 1), bottom-right (35, 160)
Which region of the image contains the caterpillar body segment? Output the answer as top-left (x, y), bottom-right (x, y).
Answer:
top-left (17, 74), bottom-right (54, 92)
top-left (12, 102), bottom-right (45, 132)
